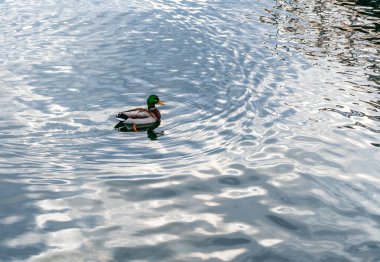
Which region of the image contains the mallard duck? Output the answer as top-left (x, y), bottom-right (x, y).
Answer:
top-left (116, 95), bottom-right (165, 132)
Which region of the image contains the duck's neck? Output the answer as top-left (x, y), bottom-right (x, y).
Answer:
top-left (149, 107), bottom-right (161, 121)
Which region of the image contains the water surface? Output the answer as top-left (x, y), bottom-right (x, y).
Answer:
top-left (0, 0), bottom-right (379, 261)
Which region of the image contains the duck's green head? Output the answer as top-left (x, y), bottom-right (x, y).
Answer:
top-left (147, 95), bottom-right (165, 109)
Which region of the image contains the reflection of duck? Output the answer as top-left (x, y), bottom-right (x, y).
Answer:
top-left (114, 121), bottom-right (164, 140)
top-left (115, 95), bottom-right (165, 132)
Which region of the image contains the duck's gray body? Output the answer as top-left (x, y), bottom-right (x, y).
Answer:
top-left (116, 107), bottom-right (161, 125)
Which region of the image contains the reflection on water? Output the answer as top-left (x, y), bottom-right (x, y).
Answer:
top-left (265, 0), bottom-right (380, 138)
top-left (0, 0), bottom-right (379, 261)
top-left (115, 121), bottom-right (164, 140)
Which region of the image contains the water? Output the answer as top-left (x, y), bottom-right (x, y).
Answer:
top-left (0, 0), bottom-right (379, 261)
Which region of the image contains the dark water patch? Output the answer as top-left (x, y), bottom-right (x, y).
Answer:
top-left (0, 246), bottom-right (46, 262)
top-left (113, 245), bottom-right (174, 261)
top-left (123, 188), bottom-right (179, 201)
top-left (190, 235), bottom-right (251, 248)
top-left (346, 241), bottom-right (380, 260)
top-left (218, 177), bottom-right (241, 186)
top-left (266, 215), bottom-right (299, 231)
top-left (244, 247), bottom-right (352, 262)
top-left (211, 237), bottom-right (250, 246)
top-left (243, 250), bottom-right (292, 262)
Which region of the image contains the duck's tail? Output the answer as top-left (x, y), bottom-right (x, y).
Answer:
top-left (116, 112), bottom-right (129, 121)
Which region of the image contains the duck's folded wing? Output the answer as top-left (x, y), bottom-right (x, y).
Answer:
top-left (116, 108), bottom-right (155, 121)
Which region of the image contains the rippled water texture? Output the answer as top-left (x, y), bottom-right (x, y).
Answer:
top-left (1, 0), bottom-right (379, 261)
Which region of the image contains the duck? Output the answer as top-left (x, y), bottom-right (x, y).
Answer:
top-left (116, 95), bottom-right (165, 132)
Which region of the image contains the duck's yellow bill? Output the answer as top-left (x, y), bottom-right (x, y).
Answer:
top-left (157, 100), bottom-right (166, 105)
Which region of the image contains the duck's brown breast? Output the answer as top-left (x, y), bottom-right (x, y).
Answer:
top-left (150, 108), bottom-right (161, 120)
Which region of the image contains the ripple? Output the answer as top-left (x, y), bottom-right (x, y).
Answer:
top-left (219, 186), bottom-right (266, 199)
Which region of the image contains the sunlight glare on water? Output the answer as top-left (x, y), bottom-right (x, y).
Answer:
top-left (0, 0), bottom-right (379, 261)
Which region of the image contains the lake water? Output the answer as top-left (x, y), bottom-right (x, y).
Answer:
top-left (1, 0), bottom-right (379, 261)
